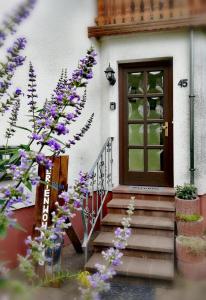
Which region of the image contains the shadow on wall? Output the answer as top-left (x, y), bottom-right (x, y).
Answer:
top-left (0, 192), bottom-right (113, 269)
top-left (0, 206), bottom-right (35, 269)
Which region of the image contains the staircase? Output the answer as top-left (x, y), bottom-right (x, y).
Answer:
top-left (85, 185), bottom-right (176, 280)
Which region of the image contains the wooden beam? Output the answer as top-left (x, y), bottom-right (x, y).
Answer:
top-left (88, 14), bottom-right (206, 38)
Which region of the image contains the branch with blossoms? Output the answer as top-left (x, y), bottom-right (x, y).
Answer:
top-left (18, 171), bottom-right (90, 281)
top-left (0, 47), bottom-right (97, 240)
top-left (0, 0), bottom-right (37, 114)
top-left (0, 0), bottom-right (36, 48)
top-left (79, 197), bottom-right (135, 300)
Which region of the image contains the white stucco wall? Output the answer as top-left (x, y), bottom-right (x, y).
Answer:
top-left (194, 30), bottom-right (206, 195)
top-left (0, 0), bottom-right (206, 196)
top-left (97, 30), bottom-right (206, 192)
top-left (0, 0), bottom-right (101, 190)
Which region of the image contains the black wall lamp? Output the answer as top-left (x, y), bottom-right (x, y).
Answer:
top-left (104, 63), bottom-right (116, 86)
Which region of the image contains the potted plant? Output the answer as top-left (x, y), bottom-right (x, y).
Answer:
top-left (175, 184), bottom-right (200, 215)
top-left (176, 213), bottom-right (204, 236)
top-left (176, 236), bottom-right (206, 280)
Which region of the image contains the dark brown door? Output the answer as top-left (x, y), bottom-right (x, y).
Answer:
top-left (119, 60), bottom-right (173, 187)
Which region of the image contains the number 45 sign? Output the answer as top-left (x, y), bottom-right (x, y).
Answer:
top-left (178, 79), bottom-right (188, 88)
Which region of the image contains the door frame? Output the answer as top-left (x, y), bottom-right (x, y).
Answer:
top-left (119, 59), bottom-right (174, 187)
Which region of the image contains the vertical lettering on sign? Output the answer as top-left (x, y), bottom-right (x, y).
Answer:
top-left (41, 167), bottom-right (52, 230)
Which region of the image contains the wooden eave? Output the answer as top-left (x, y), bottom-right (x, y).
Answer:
top-left (88, 14), bottom-right (206, 38)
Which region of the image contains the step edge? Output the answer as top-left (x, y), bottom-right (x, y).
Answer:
top-left (112, 186), bottom-right (175, 196)
top-left (101, 222), bottom-right (174, 230)
top-left (85, 255), bottom-right (174, 280)
top-left (93, 243), bottom-right (174, 253)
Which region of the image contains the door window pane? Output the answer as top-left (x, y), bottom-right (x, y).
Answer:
top-left (147, 71), bottom-right (163, 94)
top-left (148, 149), bottom-right (164, 171)
top-left (128, 98), bottom-right (144, 120)
top-left (129, 149), bottom-right (144, 171)
top-left (148, 97), bottom-right (163, 119)
top-left (128, 72), bottom-right (144, 94)
top-left (129, 124), bottom-right (144, 146)
top-left (148, 123), bottom-right (163, 145)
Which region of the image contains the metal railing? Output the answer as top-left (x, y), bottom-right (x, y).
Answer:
top-left (82, 137), bottom-right (114, 261)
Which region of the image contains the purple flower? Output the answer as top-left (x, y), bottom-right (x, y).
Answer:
top-left (66, 112), bottom-right (75, 121)
top-left (55, 123), bottom-right (69, 135)
top-left (15, 88), bottom-right (22, 96)
top-left (31, 132), bottom-right (41, 140)
top-left (47, 139), bottom-right (61, 151)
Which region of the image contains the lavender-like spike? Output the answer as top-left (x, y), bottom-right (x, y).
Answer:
top-left (27, 62), bottom-right (38, 131)
top-left (0, 37), bottom-right (27, 99)
top-left (0, 88), bottom-right (21, 114)
top-left (0, 0), bottom-right (37, 48)
top-left (65, 113), bottom-right (94, 149)
top-left (5, 89), bottom-right (22, 141)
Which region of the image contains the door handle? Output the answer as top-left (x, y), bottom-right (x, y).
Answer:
top-left (161, 122), bottom-right (168, 137)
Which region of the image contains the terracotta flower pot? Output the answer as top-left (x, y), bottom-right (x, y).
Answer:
top-left (177, 217), bottom-right (204, 237)
top-left (176, 237), bottom-right (205, 263)
top-left (176, 236), bottom-right (206, 280)
top-left (175, 196), bottom-right (200, 215)
top-left (177, 259), bottom-right (206, 280)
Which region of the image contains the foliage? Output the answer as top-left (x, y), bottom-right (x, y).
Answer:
top-left (0, 0), bottom-right (97, 296)
top-left (19, 172), bottom-right (91, 279)
top-left (175, 183), bottom-right (197, 200)
top-left (40, 271), bottom-right (77, 287)
top-left (177, 235), bottom-right (206, 256)
top-left (176, 213), bottom-right (202, 222)
top-left (0, 264), bottom-right (28, 299)
top-left (79, 198), bottom-right (135, 300)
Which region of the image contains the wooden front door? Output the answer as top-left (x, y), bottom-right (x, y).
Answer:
top-left (119, 60), bottom-right (173, 187)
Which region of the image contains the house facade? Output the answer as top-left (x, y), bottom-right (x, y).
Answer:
top-left (1, 0), bottom-right (206, 193)
top-left (1, 0), bottom-right (206, 272)
top-left (89, 1), bottom-right (206, 195)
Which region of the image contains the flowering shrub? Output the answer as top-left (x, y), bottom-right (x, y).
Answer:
top-left (19, 171), bottom-right (91, 280)
top-left (0, 47), bottom-right (97, 236)
top-left (0, 1), bottom-right (98, 294)
top-left (80, 197), bottom-right (135, 300)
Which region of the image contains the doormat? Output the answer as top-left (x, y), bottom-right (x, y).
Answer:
top-left (130, 186), bottom-right (160, 191)
top-left (101, 282), bottom-right (154, 300)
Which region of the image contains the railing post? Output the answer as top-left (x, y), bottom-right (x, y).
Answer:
top-left (143, 0), bottom-right (153, 21)
top-left (133, 0), bottom-right (141, 22)
top-left (124, 0), bottom-right (132, 23)
top-left (153, 0), bottom-right (161, 20)
top-left (96, 0), bottom-right (105, 25)
top-left (115, 0), bottom-right (124, 23)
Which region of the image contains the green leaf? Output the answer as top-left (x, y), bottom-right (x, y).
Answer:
top-left (0, 160), bottom-right (9, 168)
top-left (7, 152), bottom-right (20, 165)
top-left (19, 144), bottom-right (30, 151)
top-left (23, 179), bottom-right (32, 191)
top-left (0, 220), bottom-right (8, 239)
top-left (0, 199), bottom-right (5, 205)
top-left (13, 125), bottom-right (32, 133)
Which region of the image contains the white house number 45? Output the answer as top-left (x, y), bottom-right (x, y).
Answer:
top-left (178, 79), bottom-right (188, 88)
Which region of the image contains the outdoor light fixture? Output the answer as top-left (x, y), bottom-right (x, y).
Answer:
top-left (104, 63), bottom-right (116, 86)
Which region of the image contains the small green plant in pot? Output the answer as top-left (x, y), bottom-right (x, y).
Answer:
top-left (176, 213), bottom-right (204, 236)
top-left (175, 184), bottom-right (200, 215)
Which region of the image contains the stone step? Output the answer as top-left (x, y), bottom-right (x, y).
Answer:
top-left (85, 253), bottom-right (174, 280)
top-left (93, 232), bottom-right (174, 253)
top-left (102, 214), bottom-right (174, 231)
top-left (101, 225), bottom-right (174, 237)
top-left (112, 185), bottom-right (175, 202)
top-left (108, 207), bottom-right (175, 218)
top-left (107, 199), bottom-right (175, 218)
